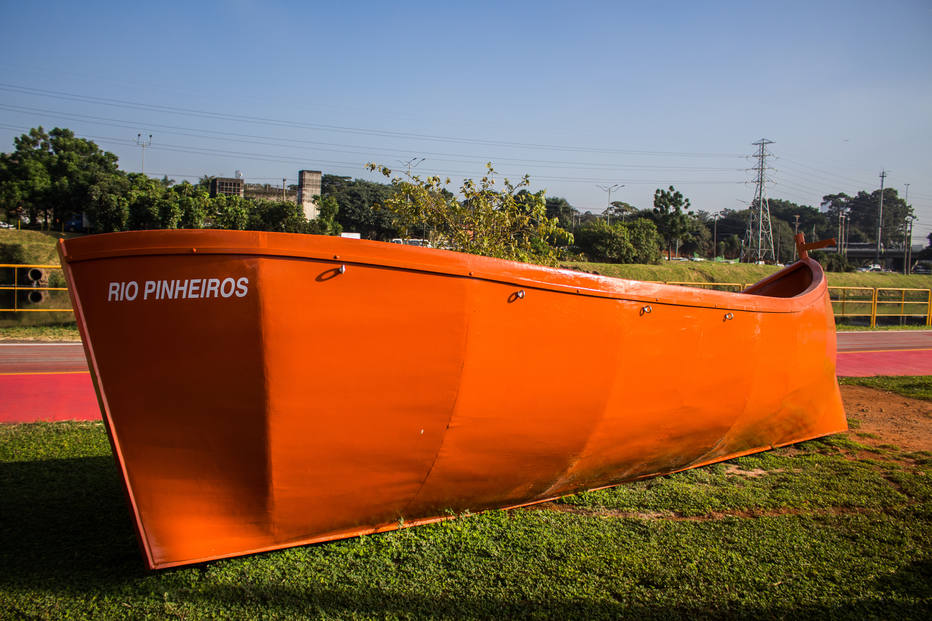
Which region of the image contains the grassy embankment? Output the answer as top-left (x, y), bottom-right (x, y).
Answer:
top-left (562, 260), bottom-right (932, 290)
top-left (1, 379), bottom-right (931, 619)
top-left (839, 375), bottom-right (932, 401)
top-left (0, 229), bottom-right (78, 331)
top-left (566, 261), bottom-right (932, 330)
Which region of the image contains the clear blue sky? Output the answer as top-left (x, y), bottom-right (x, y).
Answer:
top-left (2, 0), bottom-right (930, 236)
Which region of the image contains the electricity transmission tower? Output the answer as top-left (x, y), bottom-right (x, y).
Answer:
top-left (743, 139), bottom-right (775, 263)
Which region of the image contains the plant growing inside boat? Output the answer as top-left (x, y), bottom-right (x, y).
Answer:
top-left (367, 162), bottom-right (573, 265)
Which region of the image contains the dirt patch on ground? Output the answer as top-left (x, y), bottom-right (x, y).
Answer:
top-left (723, 464), bottom-right (779, 477)
top-left (841, 385), bottom-right (932, 452)
top-left (531, 502), bottom-right (889, 521)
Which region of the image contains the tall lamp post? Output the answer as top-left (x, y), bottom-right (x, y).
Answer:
top-left (596, 184), bottom-right (623, 225)
top-left (712, 212), bottom-right (720, 260)
top-left (136, 133), bottom-right (152, 175)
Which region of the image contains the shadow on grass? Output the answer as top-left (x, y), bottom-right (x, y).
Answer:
top-left (872, 558), bottom-right (932, 602)
top-left (181, 581), bottom-right (931, 620)
top-left (2, 454), bottom-right (929, 619)
top-left (0, 456), bottom-right (145, 588)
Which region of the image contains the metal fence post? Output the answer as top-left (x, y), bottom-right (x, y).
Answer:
top-left (927, 290), bottom-right (932, 327)
top-left (870, 288), bottom-right (878, 328)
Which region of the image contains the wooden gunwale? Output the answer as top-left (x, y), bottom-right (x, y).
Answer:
top-left (59, 230), bottom-right (824, 314)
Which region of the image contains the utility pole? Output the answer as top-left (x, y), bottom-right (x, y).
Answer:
top-left (838, 211), bottom-right (845, 256)
top-left (136, 133), bottom-right (152, 175)
top-left (596, 184), bottom-right (623, 225)
top-left (844, 209), bottom-right (851, 254)
top-left (875, 170), bottom-right (887, 266)
top-left (903, 215), bottom-right (910, 274)
top-left (793, 214), bottom-right (800, 261)
top-left (904, 184), bottom-right (911, 274)
top-left (744, 139), bottom-right (775, 263)
top-left (282, 178), bottom-right (286, 202)
top-left (712, 213), bottom-right (720, 260)
top-left (839, 212), bottom-right (847, 258)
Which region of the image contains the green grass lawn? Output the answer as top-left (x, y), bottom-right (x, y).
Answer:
top-left (1, 407), bottom-right (930, 619)
top-left (563, 260), bottom-right (932, 290)
top-left (0, 229), bottom-right (80, 265)
top-left (0, 322), bottom-right (80, 341)
top-left (839, 376), bottom-right (932, 401)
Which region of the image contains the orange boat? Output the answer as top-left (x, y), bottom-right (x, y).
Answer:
top-left (58, 230), bottom-right (846, 569)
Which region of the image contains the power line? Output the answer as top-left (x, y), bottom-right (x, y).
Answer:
top-left (3, 125), bottom-right (747, 187)
top-left (777, 156), bottom-right (875, 188)
top-left (0, 102), bottom-right (750, 175)
top-left (0, 82), bottom-right (746, 158)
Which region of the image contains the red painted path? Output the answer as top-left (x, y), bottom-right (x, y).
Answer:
top-left (835, 330), bottom-right (932, 377)
top-left (1, 332), bottom-right (930, 423)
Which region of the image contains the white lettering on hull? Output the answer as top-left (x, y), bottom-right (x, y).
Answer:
top-left (107, 277), bottom-right (249, 302)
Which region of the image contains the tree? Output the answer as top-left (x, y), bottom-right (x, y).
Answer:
top-left (626, 218), bottom-right (663, 264)
top-left (545, 196), bottom-right (578, 229)
top-left (210, 194), bottom-right (250, 230)
top-left (573, 220), bottom-right (635, 263)
top-left (822, 189), bottom-right (912, 249)
top-left (606, 201), bottom-right (638, 223)
top-left (0, 126), bottom-right (125, 230)
top-left (126, 174), bottom-right (166, 230)
top-left (307, 195), bottom-right (343, 236)
top-left (247, 199), bottom-right (309, 233)
top-left (767, 199), bottom-right (828, 239)
top-left (87, 176), bottom-right (130, 232)
top-left (652, 186), bottom-right (692, 258)
top-left (369, 163), bottom-right (571, 265)
top-left (679, 215), bottom-right (712, 258)
top-left (172, 182), bottom-right (210, 229)
top-left (321, 174), bottom-right (398, 239)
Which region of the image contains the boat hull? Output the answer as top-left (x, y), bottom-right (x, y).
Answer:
top-left (59, 231), bottom-right (847, 569)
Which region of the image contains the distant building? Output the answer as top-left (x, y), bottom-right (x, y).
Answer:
top-left (243, 182), bottom-right (297, 203)
top-left (297, 170), bottom-right (322, 219)
top-left (209, 177), bottom-right (245, 198)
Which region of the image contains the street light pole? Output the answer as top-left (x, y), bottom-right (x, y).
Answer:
top-left (793, 214), bottom-right (800, 261)
top-left (596, 184), bottom-right (623, 225)
top-left (712, 213), bottom-right (720, 260)
top-left (876, 170), bottom-right (887, 266)
top-left (136, 133), bottom-right (152, 175)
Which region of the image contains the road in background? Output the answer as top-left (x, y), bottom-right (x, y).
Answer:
top-left (1, 333), bottom-right (930, 421)
top-left (836, 331), bottom-right (932, 377)
top-left (837, 331), bottom-right (932, 353)
top-left (0, 342), bottom-right (88, 374)
top-left (0, 342), bottom-right (95, 422)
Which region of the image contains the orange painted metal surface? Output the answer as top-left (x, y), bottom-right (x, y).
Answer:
top-left (58, 230), bottom-right (847, 569)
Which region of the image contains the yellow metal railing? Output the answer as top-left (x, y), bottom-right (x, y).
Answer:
top-left (828, 286), bottom-right (876, 323)
top-left (667, 281), bottom-right (932, 327)
top-left (0, 263), bottom-right (72, 313)
top-left (871, 287), bottom-right (932, 328)
top-left (1, 265), bottom-right (930, 327)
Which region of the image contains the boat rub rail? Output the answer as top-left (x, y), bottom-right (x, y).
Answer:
top-left (59, 231), bottom-right (823, 315)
